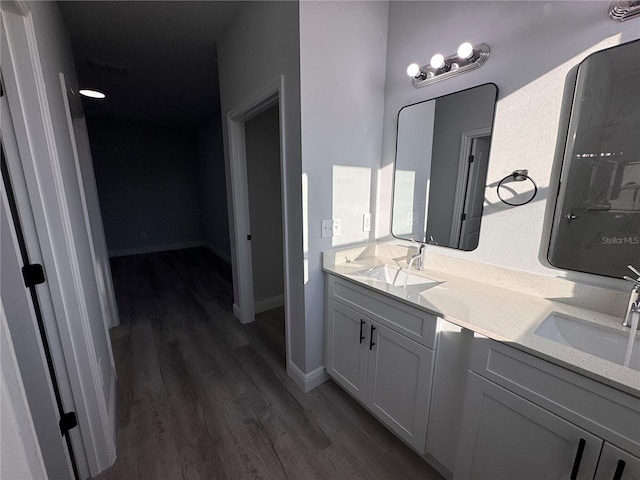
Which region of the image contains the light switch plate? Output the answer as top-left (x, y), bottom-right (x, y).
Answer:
top-left (321, 220), bottom-right (333, 238)
top-left (363, 213), bottom-right (371, 232)
top-left (333, 219), bottom-right (341, 236)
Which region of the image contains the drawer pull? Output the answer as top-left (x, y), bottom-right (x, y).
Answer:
top-left (359, 319), bottom-right (365, 344)
top-left (570, 438), bottom-right (586, 480)
top-left (369, 325), bottom-right (376, 350)
top-left (612, 459), bottom-right (626, 480)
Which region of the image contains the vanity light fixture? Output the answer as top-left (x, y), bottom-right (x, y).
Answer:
top-left (407, 42), bottom-right (490, 88)
top-left (609, 0), bottom-right (640, 21)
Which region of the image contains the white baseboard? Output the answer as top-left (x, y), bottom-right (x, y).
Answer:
top-left (108, 241), bottom-right (204, 258)
top-left (287, 361), bottom-right (329, 393)
top-left (203, 242), bottom-right (232, 264)
top-left (255, 294), bottom-right (284, 313)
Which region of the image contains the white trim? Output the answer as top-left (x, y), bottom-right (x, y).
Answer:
top-left (203, 242), bottom-right (232, 264)
top-left (233, 303), bottom-right (242, 320)
top-left (0, 0), bottom-right (30, 16)
top-left (108, 240), bottom-right (204, 258)
top-left (449, 127), bottom-right (492, 247)
top-left (227, 76), bottom-right (286, 327)
top-left (2, 9), bottom-right (115, 475)
top-left (255, 295), bottom-right (284, 314)
top-left (287, 362), bottom-right (329, 393)
top-left (23, 14), bottom-right (116, 469)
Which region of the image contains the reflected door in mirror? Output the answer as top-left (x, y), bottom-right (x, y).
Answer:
top-left (392, 83), bottom-right (498, 251)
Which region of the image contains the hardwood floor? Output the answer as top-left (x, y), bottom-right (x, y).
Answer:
top-left (96, 247), bottom-right (444, 480)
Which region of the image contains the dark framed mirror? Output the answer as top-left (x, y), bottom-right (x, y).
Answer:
top-left (548, 40), bottom-right (640, 278)
top-left (391, 83), bottom-right (498, 250)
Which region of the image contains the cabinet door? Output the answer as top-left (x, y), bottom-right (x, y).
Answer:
top-left (455, 372), bottom-right (602, 480)
top-left (325, 299), bottom-right (369, 402)
top-left (594, 443), bottom-right (640, 480)
top-left (366, 321), bottom-right (433, 453)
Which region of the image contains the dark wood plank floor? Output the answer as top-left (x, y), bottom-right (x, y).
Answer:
top-left (96, 247), bottom-right (444, 480)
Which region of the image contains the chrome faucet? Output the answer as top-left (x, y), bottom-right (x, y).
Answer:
top-left (622, 265), bottom-right (640, 329)
top-left (408, 243), bottom-right (426, 271)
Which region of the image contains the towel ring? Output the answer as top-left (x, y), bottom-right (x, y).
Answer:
top-left (497, 170), bottom-right (538, 206)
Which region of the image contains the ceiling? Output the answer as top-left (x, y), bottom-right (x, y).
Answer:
top-left (59, 1), bottom-right (241, 128)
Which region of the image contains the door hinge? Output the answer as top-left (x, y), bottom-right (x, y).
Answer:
top-left (59, 411), bottom-right (77, 436)
top-left (22, 264), bottom-right (45, 288)
top-left (461, 213), bottom-right (467, 221)
top-left (468, 154), bottom-right (475, 163)
top-left (247, 235), bottom-right (251, 241)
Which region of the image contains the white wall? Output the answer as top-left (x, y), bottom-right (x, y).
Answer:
top-left (300, 1), bottom-right (389, 371)
top-left (197, 116), bottom-right (230, 262)
top-left (217, 1), bottom-right (306, 367)
top-left (246, 105), bottom-right (284, 307)
top-left (88, 119), bottom-right (203, 256)
top-left (379, 1), bottom-right (640, 288)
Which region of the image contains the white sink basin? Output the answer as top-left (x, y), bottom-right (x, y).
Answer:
top-left (535, 313), bottom-right (640, 371)
top-left (353, 265), bottom-right (440, 289)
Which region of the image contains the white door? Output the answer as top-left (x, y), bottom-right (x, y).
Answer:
top-left (325, 299), bottom-right (369, 402)
top-left (459, 136), bottom-right (491, 250)
top-left (455, 372), bottom-right (602, 480)
top-left (366, 321), bottom-right (433, 453)
top-left (1, 99), bottom-right (77, 478)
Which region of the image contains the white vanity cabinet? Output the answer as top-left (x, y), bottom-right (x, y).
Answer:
top-left (455, 338), bottom-right (640, 480)
top-left (325, 274), bottom-right (436, 453)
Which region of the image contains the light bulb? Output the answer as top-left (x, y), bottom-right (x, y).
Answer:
top-left (79, 89), bottom-right (106, 99)
top-left (430, 54), bottom-right (445, 69)
top-left (457, 42), bottom-right (475, 60)
top-left (406, 63), bottom-right (421, 78)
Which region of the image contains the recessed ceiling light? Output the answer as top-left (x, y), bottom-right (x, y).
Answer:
top-left (79, 89), bottom-right (106, 99)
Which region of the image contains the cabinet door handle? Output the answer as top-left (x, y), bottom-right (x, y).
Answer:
top-left (359, 319), bottom-right (365, 344)
top-left (369, 325), bottom-right (376, 350)
top-left (570, 438), bottom-right (586, 480)
top-left (612, 459), bottom-right (626, 480)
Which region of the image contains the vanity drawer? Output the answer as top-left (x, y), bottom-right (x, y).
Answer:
top-left (327, 274), bottom-right (437, 349)
top-left (470, 338), bottom-right (640, 454)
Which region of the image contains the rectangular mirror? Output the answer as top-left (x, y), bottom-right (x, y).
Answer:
top-left (549, 40), bottom-right (640, 278)
top-left (392, 83), bottom-right (498, 250)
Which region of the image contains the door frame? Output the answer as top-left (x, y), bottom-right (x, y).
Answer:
top-left (227, 75), bottom-right (291, 359)
top-left (449, 127), bottom-right (492, 247)
top-left (1, 5), bottom-right (115, 475)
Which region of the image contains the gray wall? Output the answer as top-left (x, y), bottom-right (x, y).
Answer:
top-left (379, 1), bottom-right (640, 288)
top-left (197, 115), bottom-right (230, 262)
top-left (300, 1), bottom-right (389, 372)
top-left (426, 85), bottom-right (495, 242)
top-left (246, 105), bottom-right (284, 306)
top-left (88, 119), bottom-right (204, 256)
top-left (217, 0), bottom-right (305, 368)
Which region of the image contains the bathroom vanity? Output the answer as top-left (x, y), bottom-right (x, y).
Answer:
top-left (322, 244), bottom-right (640, 480)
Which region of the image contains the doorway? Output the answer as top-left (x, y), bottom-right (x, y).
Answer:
top-left (245, 105), bottom-right (285, 315)
top-left (449, 129), bottom-right (492, 249)
top-left (458, 135), bottom-right (491, 250)
top-left (227, 76), bottom-right (291, 370)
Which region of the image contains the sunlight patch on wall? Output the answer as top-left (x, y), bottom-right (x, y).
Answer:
top-left (302, 172), bottom-right (309, 284)
top-left (332, 165), bottom-right (371, 247)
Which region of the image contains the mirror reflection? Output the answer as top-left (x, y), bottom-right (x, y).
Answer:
top-left (392, 83), bottom-right (498, 250)
top-left (549, 40), bottom-right (640, 278)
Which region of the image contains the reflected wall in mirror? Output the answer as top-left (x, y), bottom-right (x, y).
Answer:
top-left (392, 83), bottom-right (498, 250)
top-left (549, 40), bottom-right (640, 278)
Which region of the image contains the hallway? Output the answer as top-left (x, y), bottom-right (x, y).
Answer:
top-left (98, 247), bottom-right (442, 479)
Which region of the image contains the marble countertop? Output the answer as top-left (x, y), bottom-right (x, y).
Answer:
top-left (323, 245), bottom-right (640, 397)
